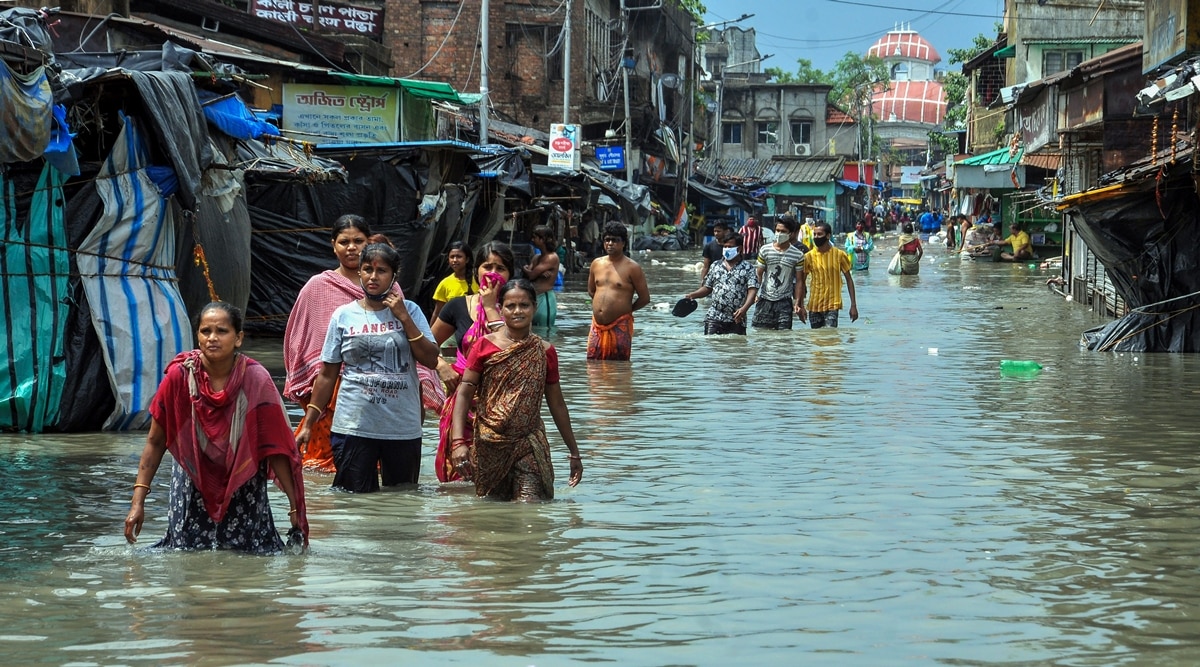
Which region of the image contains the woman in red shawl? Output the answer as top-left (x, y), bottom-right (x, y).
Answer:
top-left (449, 279), bottom-right (583, 500)
top-left (125, 302), bottom-right (308, 554)
top-left (283, 214), bottom-right (443, 472)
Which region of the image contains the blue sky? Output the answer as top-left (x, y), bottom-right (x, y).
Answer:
top-left (701, 0), bottom-right (1006, 74)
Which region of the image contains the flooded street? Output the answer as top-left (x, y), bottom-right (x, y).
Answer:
top-left (5, 242), bottom-right (1200, 665)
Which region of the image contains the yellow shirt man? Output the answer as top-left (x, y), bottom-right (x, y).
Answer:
top-left (1005, 230), bottom-right (1032, 257)
top-left (796, 226), bottom-right (859, 329)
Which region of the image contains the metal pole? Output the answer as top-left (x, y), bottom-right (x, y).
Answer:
top-left (563, 0), bottom-right (572, 124)
top-left (479, 0), bottom-right (490, 145)
top-left (620, 0), bottom-right (632, 178)
top-left (715, 77), bottom-right (722, 162)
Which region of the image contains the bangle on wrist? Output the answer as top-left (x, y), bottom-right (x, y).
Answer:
top-left (485, 319), bottom-right (503, 330)
top-left (407, 333), bottom-right (425, 342)
top-left (568, 455), bottom-right (582, 461)
top-left (133, 483), bottom-right (151, 492)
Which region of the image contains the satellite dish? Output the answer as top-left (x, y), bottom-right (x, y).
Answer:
top-left (661, 73), bottom-right (680, 89)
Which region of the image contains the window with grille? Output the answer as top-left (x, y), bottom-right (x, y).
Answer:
top-left (585, 9), bottom-right (613, 94)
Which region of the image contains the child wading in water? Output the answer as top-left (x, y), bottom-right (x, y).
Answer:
top-left (431, 241), bottom-right (478, 323)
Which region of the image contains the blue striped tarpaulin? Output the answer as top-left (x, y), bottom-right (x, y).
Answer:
top-left (77, 115), bottom-right (191, 430)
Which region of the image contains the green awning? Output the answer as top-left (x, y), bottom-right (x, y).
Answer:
top-left (958, 147), bottom-right (1022, 166)
top-left (994, 45), bottom-right (1015, 59)
top-left (330, 72), bottom-right (483, 104)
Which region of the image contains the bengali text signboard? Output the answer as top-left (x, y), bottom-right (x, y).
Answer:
top-left (250, 0), bottom-right (383, 38)
top-left (548, 124), bottom-right (581, 170)
top-left (594, 146), bottom-right (624, 171)
top-left (282, 83), bottom-right (399, 144)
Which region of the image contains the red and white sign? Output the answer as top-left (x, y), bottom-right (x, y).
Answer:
top-left (548, 123), bottom-right (580, 170)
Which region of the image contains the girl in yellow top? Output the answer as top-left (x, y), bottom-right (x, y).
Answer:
top-left (432, 241), bottom-right (480, 322)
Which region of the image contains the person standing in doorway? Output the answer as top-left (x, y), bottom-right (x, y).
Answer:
top-left (587, 222), bottom-right (650, 360)
top-left (752, 215), bottom-right (805, 330)
top-left (797, 221), bottom-right (859, 329)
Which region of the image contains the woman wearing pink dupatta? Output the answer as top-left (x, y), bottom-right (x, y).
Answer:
top-left (430, 242), bottom-right (515, 482)
top-left (284, 216), bottom-right (444, 472)
top-left (125, 303), bottom-right (308, 554)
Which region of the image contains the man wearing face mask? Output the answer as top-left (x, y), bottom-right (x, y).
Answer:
top-left (752, 215), bottom-right (806, 330)
top-left (682, 232), bottom-right (758, 335)
top-left (797, 221), bottom-right (859, 329)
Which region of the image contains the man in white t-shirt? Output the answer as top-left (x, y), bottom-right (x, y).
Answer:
top-left (752, 214), bottom-right (806, 330)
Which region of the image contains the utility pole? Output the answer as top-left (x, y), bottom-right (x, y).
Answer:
top-left (687, 15), bottom-right (753, 178)
top-left (479, 0), bottom-right (490, 145)
top-left (563, 0), bottom-right (572, 124)
top-left (619, 0), bottom-right (633, 179)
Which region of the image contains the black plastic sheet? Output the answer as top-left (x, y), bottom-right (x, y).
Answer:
top-left (1068, 167), bottom-right (1200, 352)
top-left (243, 148), bottom-right (491, 334)
top-left (54, 177), bottom-right (115, 431)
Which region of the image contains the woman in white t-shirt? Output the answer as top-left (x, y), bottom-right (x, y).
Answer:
top-left (295, 243), bottom-right (440, 492)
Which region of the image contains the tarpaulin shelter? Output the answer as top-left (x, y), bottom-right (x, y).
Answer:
top-left (0, 16), bottom-right (348, 430)
top-left (1062, 150), bottom-right (1200, 352)
top-left (243, 141), bottom-right (523, 334)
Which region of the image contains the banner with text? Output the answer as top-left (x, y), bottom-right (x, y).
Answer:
top-left (250, 0), bottom-right (383, 39)
top-left (548, 123), bottom-right (581, 170)
top-left (282, 83), bottom-right (399, 144)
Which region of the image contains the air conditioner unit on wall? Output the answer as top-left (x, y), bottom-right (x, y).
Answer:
top-left (793, 143), bottom-right (811, 156)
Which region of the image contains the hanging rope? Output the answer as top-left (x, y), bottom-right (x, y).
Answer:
top-left (192, 243), bottom-right (221, 302)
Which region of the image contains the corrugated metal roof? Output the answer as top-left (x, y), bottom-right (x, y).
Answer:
top-left (696, 156), bottom-right (844, 184)
top-left (772, 156), bottom-right (845, 183)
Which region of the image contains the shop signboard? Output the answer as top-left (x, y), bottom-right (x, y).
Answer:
top-left (282, 83), bottom-right (399, 144)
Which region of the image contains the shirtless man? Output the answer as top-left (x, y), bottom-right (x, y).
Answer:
top-left (586, 221), bottom-right (650, 361)
top-left (522, 225), bottom-right (560, 328)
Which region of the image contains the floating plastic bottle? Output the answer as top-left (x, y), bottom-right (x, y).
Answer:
top-left (999, 360), bottom-right (1043, 377)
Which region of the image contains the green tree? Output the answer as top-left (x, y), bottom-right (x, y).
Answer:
top-left (766, 58), bottom-right (831, 85)
top-left (676, 0), bottom-right (707, 23)
top-left (827, 51), bottom-right (888, 109)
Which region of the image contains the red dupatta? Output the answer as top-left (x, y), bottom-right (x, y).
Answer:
top-left (151, 351), bottom-right (309, 543)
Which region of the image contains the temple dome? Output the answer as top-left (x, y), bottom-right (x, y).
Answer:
top-left (868, 30), bottom-right (941, 64)
top-left (871, 80), bottom-right (946, 126)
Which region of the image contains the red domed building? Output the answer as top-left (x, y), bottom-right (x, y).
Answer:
top-left (866, 27), bottom-right (947, 187)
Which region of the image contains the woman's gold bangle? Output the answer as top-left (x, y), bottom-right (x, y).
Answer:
top-left (305, 404), bottom-right (322, 415)
top-left (288, 509), bottom-right (298, 515)
top-left (408, 333), bottom-right (425, 342)
top-left (133, 483), bottom-right (151, 492)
